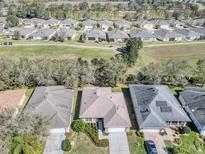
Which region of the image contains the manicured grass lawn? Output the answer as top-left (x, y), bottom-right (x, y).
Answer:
top-left (0, 45), bottom-right (114, 59)
top-left (140, 43), bottom-right (205, 65)
top-left (65, 131), bottom-right (109, 154)
top-left (165, 131), bottom-right (205, 154)
top-left (127, 131), bottom-right (146, 154)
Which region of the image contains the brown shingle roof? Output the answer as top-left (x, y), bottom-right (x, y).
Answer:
top-left (80, 87), bottom-right (131, 128)
top-left (0, 89), bottom-right (26, 110)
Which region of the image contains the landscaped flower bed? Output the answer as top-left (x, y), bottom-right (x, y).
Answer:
top-left (84, 123), bottom-right (109, 147)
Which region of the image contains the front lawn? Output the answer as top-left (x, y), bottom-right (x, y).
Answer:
top-left (65, 131), bottom-right (109, 154)
top-left (165, 131), bottom-right (205, 154)
top-left (127, 131), bottom-right (146, 154)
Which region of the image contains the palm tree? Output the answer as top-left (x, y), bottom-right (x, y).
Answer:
top-left (11, 135), bottom-right (42, 154)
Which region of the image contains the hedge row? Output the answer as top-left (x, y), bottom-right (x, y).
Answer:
top-left (84, 123), bottom-right (109, 147)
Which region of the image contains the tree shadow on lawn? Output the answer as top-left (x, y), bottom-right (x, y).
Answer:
top-left (73, 90), bottom-right (82, 120)
top-left (122, 88), bottom-right (139, 130)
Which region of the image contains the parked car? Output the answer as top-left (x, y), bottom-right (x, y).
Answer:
top-left (144, 140), bottom-right (158, 154)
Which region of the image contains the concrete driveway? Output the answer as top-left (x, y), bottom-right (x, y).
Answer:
top-left (44, 133), bottom-right (65, 154)
top-left (144, 132), bottom-right (168, 154)
top-left (108, 132), bottom-right (130, 154)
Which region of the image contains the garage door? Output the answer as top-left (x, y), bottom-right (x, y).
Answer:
top-left (108, 128), bottom-right (125, 132)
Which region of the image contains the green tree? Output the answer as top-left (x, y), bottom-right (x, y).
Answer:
top-left (6, 15), bottom-right (19, 27)
top-left (125, 39), bottom-right (143, 66)
top-left (72, 120), bottom-right (85, 132)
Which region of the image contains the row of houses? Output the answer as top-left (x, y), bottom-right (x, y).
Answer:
top-left (3, 27), bottom-right (205, 42)
top-left (0, 17), bottom-right (205, 32)
top-left (1, 85), bottom-right (205, 135)
top-left (1, 85), bottom-right (205, 153)
top-left (85, 28), bottom-right (205, 42)
top-left (5, 28), bottom-right (76, 40)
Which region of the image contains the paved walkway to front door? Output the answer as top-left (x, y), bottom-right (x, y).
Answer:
top-left (108, 132), bottom-right (130, 154)
top-left (44, 133), bottom-right (65, 154)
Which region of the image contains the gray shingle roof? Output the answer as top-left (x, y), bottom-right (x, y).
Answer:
top-left (129, 84), bottom-right (190, 129)
top-left (130, 30), bottom-right (156, 39)
top-left (83, 19), bottom-right (97, 26)
top-left (179, 87), bottom-right (205, 126)
top-left (58, 28), bottom-right (76, 37)
top-left (132, 20), bottom-right (147, 27)
top-left (60, 19), bottom-right (77, 26)
top-left (191, 28), bottom-right (205, 35)
top-left (108, 30), bottom-right (129, 40)
top-left (44, 19), bottom-right (60, 25)
top-left (85, 29), bottom-right (106, 39)
top-left (154, 29), bottom-right (185, 39)
top-left (115, 19), bottom-right (132, 27)
top-left (176, 29), bottom-right (202, 37)
top-left (79, 87), bottom-right (131, 128)
top-left (31, 18), bottom-right (45, 24)
top-left (30, 29), bottom-right (56, 37)
top-left (18, 28), bottom-right (36, 36)
top-left (24, 86), bottom-right (73, 129)
top-left (183, 18), bottom-right (205, 26)
top-left (98, 20), bottom-right (113, 27)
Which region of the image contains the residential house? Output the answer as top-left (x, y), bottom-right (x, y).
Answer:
top-left (129, 85), bottom-right (190, 132)
top-left (98, 20), bottom-right (113, 31)
top-left (129, 30), bottom-right (156, 42)
top-left (176, 28), bottom-right (201, 41)
top-left (58, 28), bottom-right (76, 40)
top-left (191, 28), bottom-right (205, 40)
top-left (60, 19), bottom-right (78, 28)
top-left (114, 19), bottom-right (132, 32)
top-left (183, 18), bottom-right (205, 27)
top-left (142, 20), bottom-right (159, 30)
top-left (24, 86), bottom-right (73, 133)
top-left (0, 89), bottom-right (26, 113)
top-left (31, 18), bottom-right (45, 27)
top-left (154, 29), bottom-right (185, 41)
top-left (21, 19), bottom-right (35, 28)
top-left (169, 19), bottom-right (185, 28)
top-left (108, 30), bottom-right (129, 42)
top-left (132, 20), bottom-right (147, 28)
top-left (18, 28), bottom-right (36, 39)
top-left (43, 19), bottom-right (60, 28)
top-left (85, 29), bottom-right (106, 41)
top-left (79, 87), bottom-right (131, 133)
top-left (142, 19), bottom-right (170, 30)
top-left (179, 87), bottom-right (205, 135)
top-left (30, 29), bottom-right (56, 40)
top-left (83, 19), bottom-right (97, 31)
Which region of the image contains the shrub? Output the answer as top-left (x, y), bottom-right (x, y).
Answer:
top-left (136, 131), bottom-right (144, 138)
top-left (84, 123), bottom-right (109, 147)
top-left (72, 120), bottom-right (85, 132)
top-left (193, 141), bottom-right (200, 151)
top-left (173, 138), bottom-right (181, 145)
top-left (62, 139), bottom-right (71, 151)
top-left (181, 126), bottom-right (191, 134)
top-left (171, 146), bottom-right (179, 154)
